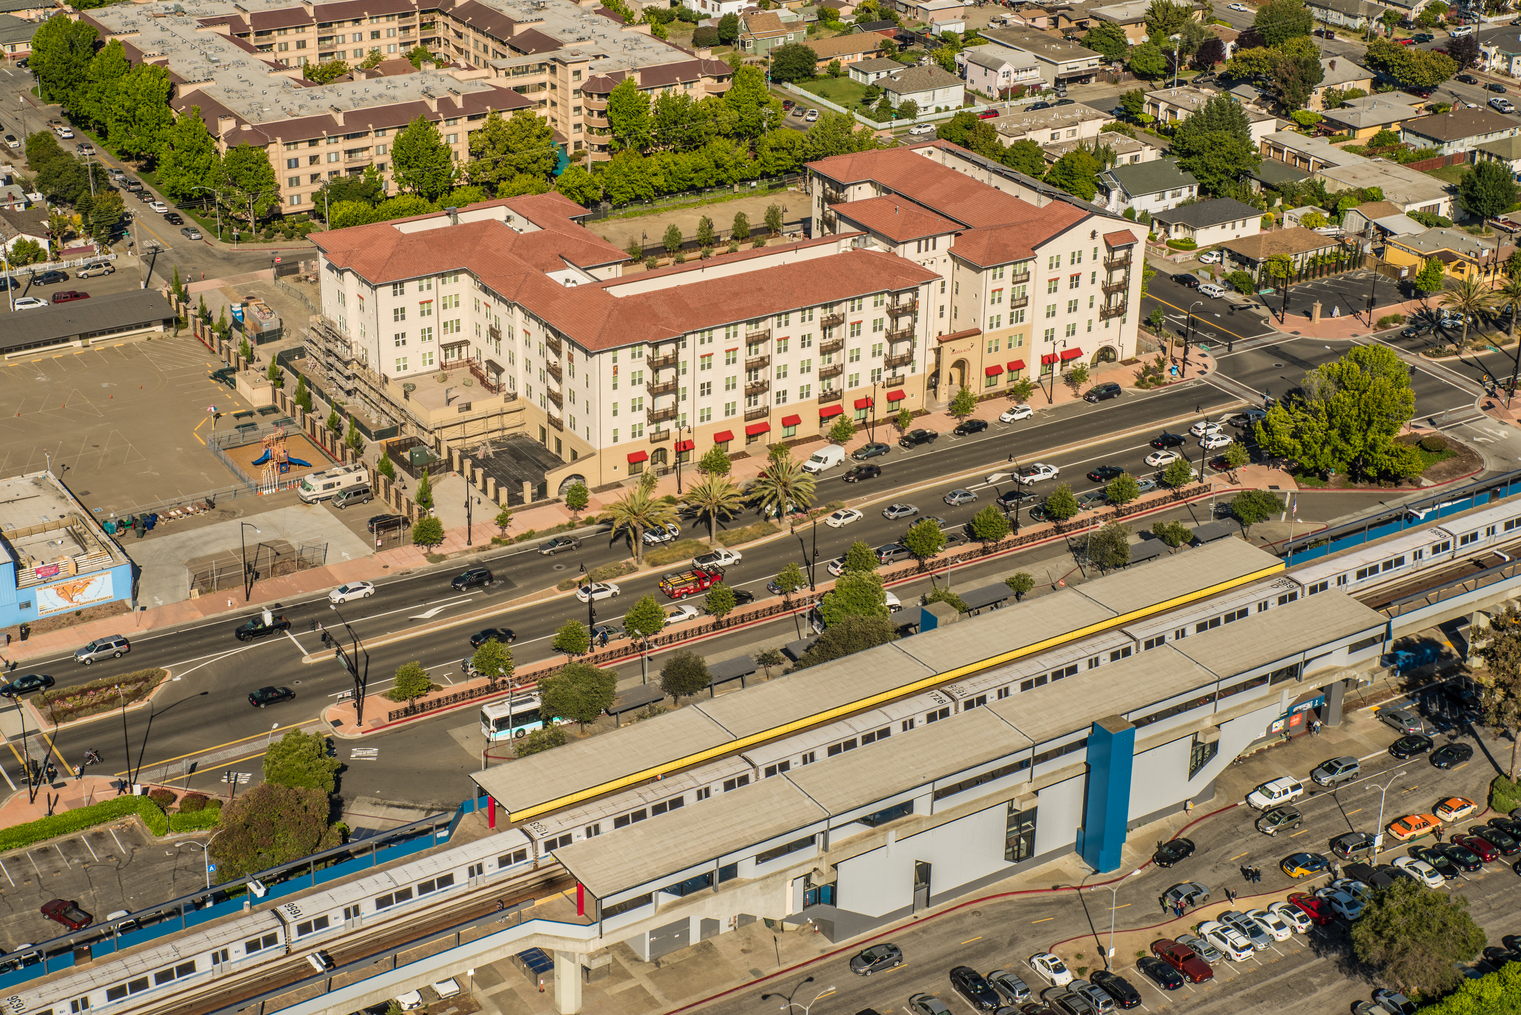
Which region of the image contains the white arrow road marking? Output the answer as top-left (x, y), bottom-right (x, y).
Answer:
top-left (409, 604), bottom-right (457, 620)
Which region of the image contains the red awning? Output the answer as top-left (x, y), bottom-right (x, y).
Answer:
top-left (1060, 347), bottom-right (1084, 362)
top-left (853, 397), bottom-right (874, 410)
top-left (886, 389), bottom-right (906, 402)
top-left (627, 450), bottom-right (649, 464)
top-left (675, 439), bottom-right (695, 452)
top-left (1007, 359), bottom-right (1026, 372)
top-left (781, 414), bottom-right (802, 427)
top-left (1041, 353), bottom-right (1059, 365)
top-left (819, 404), bottom-right (845, 418)
top-left (745, 421), bottom-right (771, 436)
top-left (985, 364), bottom-right (1004, 376)
top-left (713, 430), bottom-right (734, 443)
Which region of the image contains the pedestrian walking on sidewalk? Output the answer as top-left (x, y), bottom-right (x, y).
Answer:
top-left (1253, 866), bottom-right (1262, 884)
top-left (1240, 864), bottom-right (1252, 883)
top-left (1224, 887), bottom-right (1235, 905)
top-left (1161, 898), bottom-right (1169, 915)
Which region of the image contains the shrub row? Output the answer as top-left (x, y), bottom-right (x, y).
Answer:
top-left (0, 795), bottom-right (167, 853)
top-left (37, 668), bottom-right (167, 725)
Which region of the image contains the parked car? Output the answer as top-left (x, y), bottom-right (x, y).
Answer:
top-left (1028, 953), bottom-right (1073, 987)
top-left (1378, 706), bottom-right (1431, 734)
top-left (76, 261), bottom-right (115, 278)
top-left (1083, 382), bottom-right (1121, 403)
top-left (1310, 755), bottom-right (1361, 787)
top-left (1150, 939), bottom-right (1213, 983)
top-left (13, 296), bottom-right (49, 310)
top-left (164, 212), bottom-right (184, 225)
top-left (40, 900), bottom-right (93, 930)
top-left (31, 270), bottom-right (68, 285)
top-left (849, 943), bottom-right (902, 975)
top-left (852, 441), bottom-right (890, 460)
top-left (1172, 273), bottom-right (1201, 289)
top-left (1000, 403), bottom-right (1033, 422)
top-left (949, 966), bottom-right (1002, 1011)
top-left (1087, 971), bottom-right (1139, 1010)
top-left (51, 290), bottom-right (89, 304)
top-left (1431, 742), bottom-right (1474, 769)
top-left (1151, 838), bottom-right (1195, 868)
top-left (899, 428), bottom-right (938, 448)
top-left (1136, 957), bottom-right (1184, 990)
top-left (148, 200), bottom-right (169, 213)
top-left (908, 122), bottom-right (936, 136)
top-left (1436, 797), bottom-right (1478, 822)
top-left (181, 225), bottom-right (204, 240)
top-left (986, 970), bottom-right (1031, 1006)
top-left (953, 418), bottom-right (989, 436)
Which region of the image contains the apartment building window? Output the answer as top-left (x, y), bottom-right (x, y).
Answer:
top-left (849, 322), bottom-right (861, 338)
top-left (394, 357), bottom-right (408, 372)
top-left (1067, 299), bottom-right (1078, 314)
top-left (1047, 278), bottom-right (1059, 294)
top-left (286, 158), bottom-right (299, 169)
top-left (724, 401), bottom-right (737, 417)
top-left (393, 307), bottom-right (406, 322)
top-left (287, 176), bottom-right (300, 187)
top-left (288, 194), bottom-right (302, 206)
top-left (1045, 304), bottom-right (1056, 319)
top-left (1069, 273), bottom-right (1081, 289)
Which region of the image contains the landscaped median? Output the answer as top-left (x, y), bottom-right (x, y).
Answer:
top-left (0, 791), bottom-right (222, 854)
top-left (34, 669), bottom-right (167, 726)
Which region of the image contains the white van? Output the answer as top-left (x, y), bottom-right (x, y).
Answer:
top-left (801, 445), bottom-right (846, 473)
top-left (296, 463), bottom-right (369, 504)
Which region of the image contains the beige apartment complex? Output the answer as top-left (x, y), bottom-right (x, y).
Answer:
top-left (81, 0), bottom-right (733, 213)
top-left (306, 143), bottom-right (1143, 492)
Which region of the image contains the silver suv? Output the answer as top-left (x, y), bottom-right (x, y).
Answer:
top-left (1378, 707), bottom-right (1430, 735)
top-left (1310, 756), bottom-right (1361, 787)
top-left (75, 634), bottom-right (130, 664)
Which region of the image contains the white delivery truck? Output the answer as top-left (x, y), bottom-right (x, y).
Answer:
top-left (297, 463), bottom-right (369, 504)
top-left (802, 445), bottom-right (846, 473)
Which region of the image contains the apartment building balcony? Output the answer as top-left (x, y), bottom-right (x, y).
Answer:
top-left (584, 96), bottom-right (607, 112)
top-left (649, 429), bottom-right (671, 444)
top-left (820, 311), bottom-right (845, 328)
top-left (887, 297), bottom-right (918, 317)
top-left (548, 411), bottom-right (563, 431)
top-left (1100, 301), bottom-right (1128, 319)
top-left (487, 324), bottom-right (501, 343)
top-left (745, 327), bottom-right (770, 343)
top-left (821, 210), bottom-right (837, 231)
top-left (884, 374), bottom-right (905, 387)
top-left (1009, 271), bottom-right (1031, 285)
top-left (745, 379), bottom-right (769, 397)
top-left (1010, 296), bottom-right (1029, 310)
top-left (823, 188), bottom-right (848, 205)
top-left (745, 354), bottom-right (770, 372)
top-left (647, 378), bottom-right (678, 397)
top-left (649, 352), bottom-right (680, 370)
top-left (546, 360), bottom-right (562, 383)
top-left (1104, 254), bottom-right (1132, 271)
top-left (819, 362), bottom-right (843, 379)
top-left (818, 389), bottom-right (842, 404)
top-left (467, 359), bottom-right (502, 395)
top-left (884, 351), bottom-right (914, 369)
top-left (649, 405), bottom-right (678, 424)
top-left (545, 333), bottom-right (561, 356)
top-left (820, 336), bottom-right (844, 355)
top-left (886, 326), bottom-right (914, 342)
top-left (547, 387), bottom-right (563, 409)
top-left (345, 150), bottom-right (372, 163)
top-left (744, 405), bottom-right (769, 422)
top-left (1102, 278), bottom-right (1129, 295)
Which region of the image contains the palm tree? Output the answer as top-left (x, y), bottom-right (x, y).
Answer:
top-left (1497, 272), bottom-right (1521, 405)
top-left (1440, 274), bottom-right (1496, 353)
top-left (748, 451), bottom-right (817, 522)
top-left (606, 475), bottom-right (675, 564)
top-left (683, 473), bottom-right (743, 545)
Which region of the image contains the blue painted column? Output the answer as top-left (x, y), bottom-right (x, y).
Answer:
top-left (1081, 715), bottom-right (1136, 873)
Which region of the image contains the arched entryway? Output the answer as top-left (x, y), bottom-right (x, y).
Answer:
top-left (556, 474), bottom-right (586, 497)
top-left (949, 358), bottom-right (969, 391)
top-left (651, 447), bottom-right (669, 467)
top-left (1092, 345), bottom-right (1119, 365)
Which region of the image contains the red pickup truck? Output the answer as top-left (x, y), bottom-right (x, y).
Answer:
top-left (659, 566), bottom-right (724, 599)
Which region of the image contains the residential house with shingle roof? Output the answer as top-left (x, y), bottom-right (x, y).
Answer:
top-left (1219, 227), bottom-right (1342, 273)
top-left (1306, 0), bottom-right (1390, 30)
top-left (1095, 160), bottom-right (1199, 217)
top-left (0, 204), bottom-right (47, 261)
top-left (802, 32), bottom-right (887, 69)
top-left (1308, 57), bottom-right (1372, 111)
top-left (980, 25), bottom-right (1103, 89)
top-left (849, 57), bottom-right (910, 85)
top-left (1475, 134), bottom-right (1521, 177)
top-left (958, 46), bottom-right (1044, 98)
top-left (991, 104), bottom-right (1114, 148)
top-left (1401, 108), bottom-right (1521, 156)
top-left (1478, 24), bottom-right (1521, 78)
top-left (1317, 94), bottom-right (1423, 139)
top-left (1150, 199), bottom-right (1262, 249)
top-left (880, 65), bottom-right (965, 111)
top-left (738, 10), bottom-right (805, 55)
top-left (1384, 226), bottom-right (1515, 282)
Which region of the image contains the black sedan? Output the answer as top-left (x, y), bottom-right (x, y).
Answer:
top-left (1152, 838), bottom-right (1195, 868)
top-left (996, 490), bottom-right (1035, 511)
top-left (1136, 956), bottom-right (1185, 990)
top-left (164, 212), bottom-right (184, 225)
top-left (248, 686), bottom-right (295, 708)
top-left (0, 673), bottom-right (55, 697)
top-left (949, 966), bottom-right (1001, 1011)
top-left (843, 464), bottom-right (882, 483)
top-left (1150, 432), bottom-right (1187, 449)
top-left (470, 628), bottom-right (516, 648)
top-left (1086, 465), bottom-right (1124, 483)
top-left (31, 270), bottom-right (68, 285)
top-left (1172, 273), bottom-right (1200, 289)
top-left (1457, 73), bottom-right (1480, 84)
top-left (1415, 846), bottom-right (1460, 880)
top-left (1437, 842), bottom-right (1484, 872)
top-left (1090, 970), bottom-right (1142, 1010)
top-left (1431, 743), bottom-right (1473, 769)
top-left (853, 442), bottom-right (891, 460)
top-left (849, 942), bottom-right (903, 975)
top-left (1389, 733), bottom-right (1434, 759)
top-left (1490, 82), bottom-right (1509, 93)
top-left (899, 429), bottom-right (938, 448)
top-left (731, 588), bottom-right (756, 605)
top-left (1492, 816), bottom-right (1521, 841)
top-left (953, 419), bottom-right (989, 436)
top-left (1471, 824), bottom-right (1521, 856)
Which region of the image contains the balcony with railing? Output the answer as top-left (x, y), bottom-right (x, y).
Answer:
top-left (1010, 296), bottom-right (1029, 309)
top-left (1102, 278), bottom-right (1129, 295)
top-left (886, 326), bottom-right (914, 342)
top-left (819, 362), bottom-right (843, 379)
top-left (649, 429), bottom-right (671, 444)
top-left (487, 324), bottom-right (501, 343)
top-left (345, 150), bottom-right (373, 163)
top-left (545, 333), bottom-right (561, 355)
top-left (649, 352), bottom-right (680, 370)
top-left (885, 351), bottom-right (914, 369)
top-left (547, 387), bottom-right (563, 409)
top-left (1010, 271), bottom-right (1031, 285)
top-left (745, 354), bottom-right (770, 372)
top-left (887, 297), bottom-right (918, 317)
top-left (467, 359), bottom-right (502, 395)
top-left (648, 405), bottom-right (678, 424)
top-left (744, 405), bottom-right (769, 421)
top-left (745, 379), bottom-right (770, 397)
top-left (546, 360), bottom-right (562, 383)
top-left (647, 378), bottom-right (678, 397)
top-left (1100, 301), bottom-right (1128, 319)
top-left (885, 374), bottom-right (905, 387)
top-left (548, 411), bottom-right (563, 431)
top-left (823, 188), bottom-right (848, 205)
top-left (820, 311), bottom-right (845, 328)
top-left (818, 389), bottom-right (842, 404)
top-left (745, 327), bottom-right (770, 343)
top-left (820, 337), bottom-right (844, 355)
top-left (1104, 255), bottom-right (1132, 271)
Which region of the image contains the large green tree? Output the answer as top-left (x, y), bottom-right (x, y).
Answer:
top-left (605, 78), bottom-right (653, 154)
top-left (1083, 20), bottom-right (1131, 62)
top-left (1253, 0), bottom-right (1314, 46)
top-left (157, 109), bottom-right (222, 204)
top-left (1144, 0), bottom-right (1194, 39)
top-left (87, 187), bottom-right (124, 244)
top-left (794, 615), bottom-right (899, 668)
top-left (1460, 159), bottom-right (1518, 220)
top-left (466, 109), bottom-right (555, 192)
top-left (1170, 94), bottom-right (1261, 195)
top-left (555, 164), bottom-right (601, 205)
top-left (725, 65), bottom-right (784, 138)
top-left (391, 116), bottom-right (456, 201)
top-left (819, 570), bottom-right (889, 626)
top-left (770, 42), bottom-right (818, 82)
top-left (1128, 40), bottom-right (1169, 79)
top-left (659, 649), bottom-right (711, 703)
top-left (1349, 880), bottom-right (1485, 996)
top-left (1364, 37), bottom-right (1457, 89)
top-left (104, 63), bottom-right (175, 164)
top-left (1467, 605), bottom-right (1521, 780)
top-left (209, 783), bottom-right (342, 881)
top-left (80, 39), bottom-right (129, 132)
top-left (1229, 489), bottom-right (1283, 536)
top-left (218, 143), bottom-right (280, 225)
top-left (263, 729), bottom-right (341, 794)
top-left (1044, 148), bottom-right (1101, 201)
top-left (539, 662), bottom-right (616, 729)
top-left (1255, 344), bottom-right (1419, 480)
top-left (30, 16), bottom-right (99, 105)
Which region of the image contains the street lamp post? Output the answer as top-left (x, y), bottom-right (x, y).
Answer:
top-left (328, 603), bottom-right (370, 726)
top-left (1184, 300), bottom-right (1203, 374)
top-left (465, 482), bottom-right (473, 547)
top-left (676, 423), bottom-right (690, 495)
top-left (239, 523), bottom-right (262, 602)
top-left (869, 380), bottom-right (878, 442)
top-left (1101, 868), bottom-right (1144, 963)
top-left (578, 563), bottom-right (597, 642)
top-left (183, 829), bottom-right (225, 891)
top-left (761, 976), bottom-right (836, 1015)
top-left (1043, 341), bottom-right (1067, 404)
top-left (1368, 769), bottom-right (1408, 857)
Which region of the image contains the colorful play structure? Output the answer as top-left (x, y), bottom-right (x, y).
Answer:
top-left (251, 429), bottom-right (312, 493)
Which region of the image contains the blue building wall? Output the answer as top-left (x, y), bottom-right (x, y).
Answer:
top-left (1081, 716), bottom-right (1136, 873)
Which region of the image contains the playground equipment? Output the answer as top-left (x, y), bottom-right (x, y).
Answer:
top-left (251, 428), bottom-right (312, 493)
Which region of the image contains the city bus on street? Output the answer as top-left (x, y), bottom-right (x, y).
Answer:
top-left (480, 694), bottom-right (547, 741)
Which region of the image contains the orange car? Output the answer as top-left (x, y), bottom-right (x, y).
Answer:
top-left (1436, 797), bottom-right (1477, 822)
top-left (1387, 813), bottom-right (1440, 842)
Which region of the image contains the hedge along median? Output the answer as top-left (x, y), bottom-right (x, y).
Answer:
top-left (35, 669), bottom-right (167, 726)
top-left (0, 796), bottom-right (168, 853)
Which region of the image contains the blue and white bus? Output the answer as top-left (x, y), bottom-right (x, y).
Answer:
top-left (480, 693), bottom-right (547, 741)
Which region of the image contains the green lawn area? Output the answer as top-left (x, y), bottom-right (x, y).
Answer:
top-left (796, 76), bottom-right (869, 109)
top-left (1424, 163), bottom-right (1470, 186)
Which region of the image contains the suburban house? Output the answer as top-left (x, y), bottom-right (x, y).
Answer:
top-left (679, 0), bottom-right (749, 18)
top-left (959, 46), bottom-right (1044, 97)
top-left (980, 26), bottom-right (1104, 89)
top-left (1475, 135), bottom-right (1521, 177)
top-left (1478, 24), bottom-right (1521, 78)
top-left (0, 11), bottom-right (35, 60)
top-left (0, 204), bottom-right (47, 260)
top-left (1306, 0), bottom-right (1388, 30)
top-left (1145, 86), bottom-right (1282, 145)
top-left (1315, 160), bottom-right (1453, 218)
top-left (1260, 131), bottom-right (1368, 172)
top-left (738, 10), bottom-right (805, 55)
top-left (1243, 159), bottom-right (1311, 194)
top-left (880, 65), bottom-right (965, 111)
top-left (1149, 198), bottom-right (1263, 250)
top-left (1043, 132), bottom-right (1159, 167)
top-left (803, 33), bottom-right (887, 70)
top-left (1340, 201), bottom-right (1428, 249)
top-left (1308, 57), bottom-right (1372, 111)
top-left (849, 57), bottom-right (908, 86)
top-left (1401, 108), bottom-right (1521, 156)
top-left (1317, 94), bottom-right (1423, 139)
top-left (1219, 227), bottom-right (1343, 275)
top-left (1095, 160), bottom-right (1200, 217)
top-left (1087, 0), bottom-right (1153, 44)
top-left (914, 0), bottom-right (967, 33)
top-left (1383, 226), bottom-right (1515, 282)
top-left (991, 104), bottom-right (1113, 148)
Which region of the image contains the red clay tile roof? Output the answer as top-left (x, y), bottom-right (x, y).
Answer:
top-left (1104, 230), bottom-right (1139, 247)
top-left (833, 196), bottom-right (960, 243)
